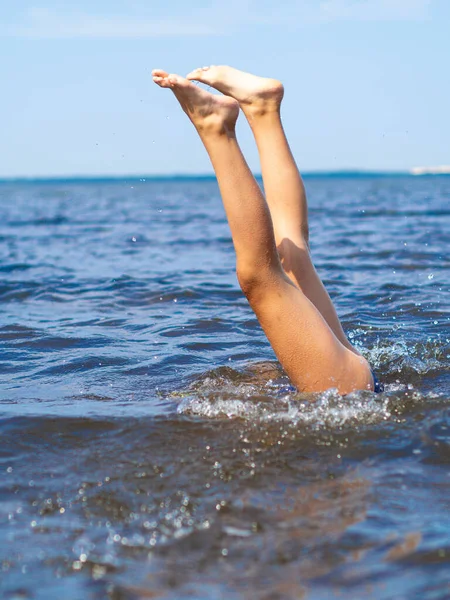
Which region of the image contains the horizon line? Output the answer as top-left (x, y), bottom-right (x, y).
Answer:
top-left (2, 169), bottom-right (449, 184)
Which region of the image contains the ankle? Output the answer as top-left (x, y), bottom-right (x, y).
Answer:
top-left (195, 116), bottom-right (236, 138)
top-left (244, 106), bottom-right (282, 130)
top-left (241, 81), bottom-right (284, 119)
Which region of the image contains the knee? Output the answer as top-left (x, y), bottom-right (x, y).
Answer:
top-left (236, 264), bottom-right (268, 300)
top-left (278, 237), bottom-right (310, 273)
top-left (236, 262), bottom-right (281, 304)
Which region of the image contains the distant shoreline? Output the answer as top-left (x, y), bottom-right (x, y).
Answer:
top-left (1, 171), bottom-right (450, 184)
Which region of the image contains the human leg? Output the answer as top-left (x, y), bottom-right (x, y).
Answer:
top-left (186, 66), bottom-right (356, 353)
top-left (152, 70), bottom-right (372, 393)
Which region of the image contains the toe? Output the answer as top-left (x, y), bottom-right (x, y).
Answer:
top-left (186, 67), bottom-right (205, 81)
top-left (153, 75), bottom-right (173, 89)
top-left (168, 74), bottom-right (190, 88)
top-left (152, 75), bottom-right (167, 88)
top-left (152, 68), bottom-right (169, 77)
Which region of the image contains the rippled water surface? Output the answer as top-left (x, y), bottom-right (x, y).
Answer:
top-left (1, 176), bottom-right (449, 599)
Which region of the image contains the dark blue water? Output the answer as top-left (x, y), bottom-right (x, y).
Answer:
top-left (0, 176), bottom-right (449, 599)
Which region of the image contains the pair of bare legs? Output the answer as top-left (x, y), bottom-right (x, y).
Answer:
top-left (152, 65), bottom-right (374, 394)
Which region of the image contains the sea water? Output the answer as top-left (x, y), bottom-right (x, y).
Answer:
top-left (0, 176), bottom-right (449, 599)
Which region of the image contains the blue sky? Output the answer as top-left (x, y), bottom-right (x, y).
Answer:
top-left (1, 0), bottom-right (449, 177)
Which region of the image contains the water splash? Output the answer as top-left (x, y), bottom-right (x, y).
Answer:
top-left (176, 331), bottom-right (447, 428)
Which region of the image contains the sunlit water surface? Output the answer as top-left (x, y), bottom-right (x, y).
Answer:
top-left (0, 176), bottom-right (449, 599)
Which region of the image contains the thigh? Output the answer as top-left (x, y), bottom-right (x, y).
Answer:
top-left (247, 273), bottom-right (373, 394)
top-left (277, 236), bottom-right (358, 354)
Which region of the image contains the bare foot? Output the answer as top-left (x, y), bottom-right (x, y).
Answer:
top-left (152, 69), bottom-right (239, 135)
top-left (185, 65), bottom-right (284, 117)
